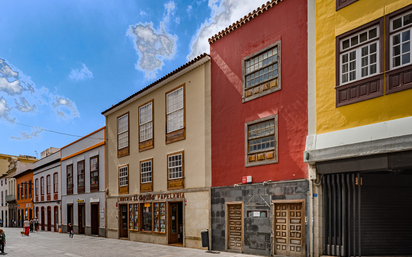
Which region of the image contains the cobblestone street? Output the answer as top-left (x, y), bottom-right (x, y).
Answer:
top-left (1, 228), bottom-right (260, 257)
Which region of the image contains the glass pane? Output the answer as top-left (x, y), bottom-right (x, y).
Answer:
top-left (361, 57), bottom-right (368, 67)
top-left (142, 203), bottom-right (152, 231)
top-left (402, 30), bottom-right (410, 42)
top-left (342, 54), bottom-right (348, 63)
top-left (402, 54), bottom-right (410, 65)
top-left (393, 34), bottom-right (400, 45)
top-left (349, 51), bottom-right (356, 61)
top-left (361, 46), bottom-right (368, 57)
top-left (404, 13), bottom-right (412, 26)
top-left (402, 42), bottom-right (410, 53)
top-left (361, 67), bottom-right (368, 77)
top-left (394, 45), bottom-right (400, 56)
top-left (342, 74), bottom-right (348, 83)
top-left (350, 71), bottom-right (356, 80)
top-left (350, 61), bottom-right (356, 70)
top-left (351, 36), bottom-right (358, 47)
top-left (369, 28), bottom-right (377, 39)
top-left (360, 32), bottom-right (367, 43)
top-left (370, 53), bottom-right (377, 64)
top-left (370, 43), bottom-right (377, 53)
top-left (342, 39), bottom-right (350, 49)
top-left (393, 18), bottom-right (402, 30)
top-left (370, 64), bottom-right (377, 74)
top-left (394, 56), bottom-right (401, 67)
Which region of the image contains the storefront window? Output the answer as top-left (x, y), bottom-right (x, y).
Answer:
top-left (142, 203), bottom-right (152, 231)
top-left (154, 203), bottom-right (166, 233)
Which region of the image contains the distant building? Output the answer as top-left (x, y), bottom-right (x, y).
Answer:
top-left (33, 147), bottom-right (61, 232)
top-left (0, 174), bottom-right (8, 227)
top-left (61, 128), bottom-right (106, 237)
top-left (15, 168), bottom-right (34, 227)
top-left (5, 155), bottom-right (37, 227)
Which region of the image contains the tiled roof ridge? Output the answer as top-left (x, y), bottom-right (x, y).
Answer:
top-left (102, 53), bottom-right (210, 115)
top-left (208, 0), bottom-right (285, 44)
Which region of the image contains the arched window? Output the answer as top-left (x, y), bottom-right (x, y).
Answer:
top-left (46, 175), bottom-right (51, 195)
top-left (40, 177), bottom-right (44, 196)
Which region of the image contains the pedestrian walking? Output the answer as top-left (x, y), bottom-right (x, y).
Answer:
top-left (24, 218), bottom-right (30, 236)
top-left (68, 223), bottom-right (73, 238)
top-left (0, 229), bottom-right (6, 254)
top-left (29, 219), bottom-right (33, 232)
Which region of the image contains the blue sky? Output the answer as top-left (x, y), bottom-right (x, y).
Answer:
top-left (0, 0), bottom-right (268, 158)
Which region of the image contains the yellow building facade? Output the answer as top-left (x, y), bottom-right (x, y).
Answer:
top-left (305, 1), bottom-right (412, 257)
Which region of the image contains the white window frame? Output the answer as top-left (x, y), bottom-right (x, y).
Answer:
top-left (140, 160), bottom-right (152, 184)
top-left (47, 175), bottom-right (51, 195)
top-left (390, 10), bottom-right (412, 70)
top-left (118, 113), bottom-right (129, 150)
top-left (139, 102), bottom-right (153, 142)
top-left (339, 25), bottom-right (380, 85)
top-left (54, 173), bottom-right (58, 193)
top-left (166, 87), bottom-right (184, 134)
top-left (41, 177), bottom-right (44, 195)
top-left (168, 153), bottom-right (183, 180)
top-left (35, 179), bottom-right (39, 197)
top-left (119, 166), bottom-right (128, 187)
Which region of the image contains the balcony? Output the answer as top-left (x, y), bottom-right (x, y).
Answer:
top-left (6, 194), bottom-right (15, 202)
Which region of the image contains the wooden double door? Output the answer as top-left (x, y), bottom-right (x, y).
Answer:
top-left (273, 202), bottom-right (305, 257)
top-left (91, 204), bottom-right (99, 235)
top-left (47, 207), bottom-right (51, 231)
top-left (78, 204), bottom-right (85, 234)
top-left (119, 204), bottom-right (128, 238)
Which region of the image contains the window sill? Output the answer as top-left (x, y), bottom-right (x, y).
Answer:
top-left (246, 158), bottom-right (278, 168)
top-left (385, 64), bottom-right (412, 95)
top-left (242, 78), bottom-right (281, 103)
top-left (335, 73), bottom-right (383, 107)
top-left (139, 139), bottom-right (154, 152)
top-left (118, 147), bottom-right (130, 158)
top-left (166, 128), bottom-right (185, 144)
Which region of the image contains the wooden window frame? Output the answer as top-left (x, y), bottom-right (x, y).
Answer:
top-left (53, 173), bottom-right (58, 193)
top-left (140, 159), bottom-right (153, 193)
top-left (90, 155), bottom-right (99, 192)
top-left (29, 179), bottom-right (32, 199)
top-left (35, 178), bottom-right (39, 201)
top-left (270, 199), bottom-right (306, 257)
top-left (24, 182), bottom-right (27, 199)
top-left (46, 175), bottom-right (51, 195)
top-left (167, 151), bottom-right (184, 190)
top-left (67, 164), bottom-right (73, 195)
top-left (225, 201), bottom-right (244, 253)
top-left (77, 160), bottom-right (85, 194)
top-left (165, 84), bottom-right (186, 144)
top-left (242, 41), bottom-right (281, 103)
top-left (118, 164), bottom-right (129, 195)
top-left (335, 18), bottom-right (384, 107)
top-left (117, 112), bottom-right (130, 158)
top-left (41, 177), bottom-right (44, 196)
top-left (336, 0), bottom-right (358, 11)
top-left (245, 114), bottom-right (278, 167)
top-left (385, 4), bottom-right (412, 95)
top-left (138, 100), bottom-right (154, 152)
top-left (140, 202), bottom-right (153, 232)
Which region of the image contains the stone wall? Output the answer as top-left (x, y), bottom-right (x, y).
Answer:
top-left (211, 180), bottom-right (309, 256)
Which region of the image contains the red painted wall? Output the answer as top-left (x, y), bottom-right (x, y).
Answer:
top-left (211, 0), bottom-right (308, 187)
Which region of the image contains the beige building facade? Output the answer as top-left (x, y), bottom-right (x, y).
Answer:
top-left (103, 54), bottom-right (211, 249)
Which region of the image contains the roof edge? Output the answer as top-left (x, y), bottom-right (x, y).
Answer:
top-left (102, 53), bottom-right (210, 116)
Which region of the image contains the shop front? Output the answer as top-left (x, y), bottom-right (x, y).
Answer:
top-left (109, 189), bottom-right (210, 249)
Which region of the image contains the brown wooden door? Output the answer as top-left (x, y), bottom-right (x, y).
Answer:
top-left (54, 206), bottom-right (58, 232)
top-left (119, 204), bottom-right (128, 238)
top-left (227, 204), bottom-right (243, 252)
top-left (274, 203), bottom-right (304, 257)
top-left (47, 207), bottom-right (51, 231)
top-left (41, 208), bottom-right (45, 230)
top-left (78, 204), bottom-right (85, 234)
top-left (168, 202), bottom-right (180, 244)
top-left (91, 204), bottom-right (99, 235)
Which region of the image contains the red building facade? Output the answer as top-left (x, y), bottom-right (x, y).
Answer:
top-left (210, 0), bottom-right (310, 256)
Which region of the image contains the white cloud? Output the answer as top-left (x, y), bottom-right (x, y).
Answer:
top-left (10, 126), bottom-right (44, 140)
top-left (51, 96), bottom-right (79, 119)
top-left (187, 0), bottom-right (269, 60)
top-left (175, 17), bottom-right (180, 24)
top-left (140, 11), bottom-right (147, 16)
top-left (127, 2), bottom-right (178, 79)
top-left (68, 63), bottom-right (94, 81)
top-left (187, 5), bottom-right (193, 17)
top-left (0, 58), bottom-right (80, 127)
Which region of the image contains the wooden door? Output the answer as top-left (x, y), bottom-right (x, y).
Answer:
top-left (54, 206), bottom-right (58, 232)
top-left (168, 202), bottom-right (180, 244)
top-left (91, 204), bottom-right (99, 235)
top-left (119, 204), bottom-right (128, 238)
top-left (78, 204), bottom-right (85, 234)
top-left (274, 203), bottom-right (304, 257)
top-left (41, 208), bottom-right (45, 230)
top-left (47, 207), bottom-right (51, 231)
top-left (227, 204), bottom-right (243, 252)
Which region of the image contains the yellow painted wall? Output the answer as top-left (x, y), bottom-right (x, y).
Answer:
top-left (316, 0), bottom-right (412, 134)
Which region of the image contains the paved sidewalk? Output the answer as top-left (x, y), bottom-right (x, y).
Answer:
top-left (1, 228), bottom-right (259, 257)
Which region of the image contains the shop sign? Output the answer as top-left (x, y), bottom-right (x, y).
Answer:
top-left (117, 192), bottom-right (185, 203)
top-left (77, 199), bottom-right (84, 203)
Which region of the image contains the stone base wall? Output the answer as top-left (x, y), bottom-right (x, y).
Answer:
top-left (211, 180), bottom-right (309, 256)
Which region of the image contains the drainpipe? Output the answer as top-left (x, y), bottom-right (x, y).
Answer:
top-left (309, 177), bottom-right (313, 257)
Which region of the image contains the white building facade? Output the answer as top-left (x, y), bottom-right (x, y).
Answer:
top-left (0, 174), bottom-right (8, 227)
top-left (61, 127), bottom-right (106, 237)
top-left (33, 148), bottom-right (61, 232)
